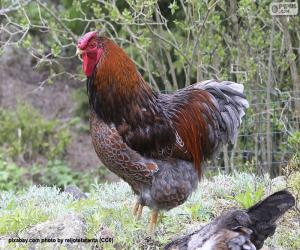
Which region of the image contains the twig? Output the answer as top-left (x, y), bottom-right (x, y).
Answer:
top-left (145, 23), bottom-right (190, 66)
top-left (186, 0), bottom-right (220, 85)
top-left (0, 0), bottom-right (32, 15)
top-left (36, 0), bottom-right (77, 41)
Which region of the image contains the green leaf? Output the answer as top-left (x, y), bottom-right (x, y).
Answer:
top-left (168, 0), bottom-right (179, 15)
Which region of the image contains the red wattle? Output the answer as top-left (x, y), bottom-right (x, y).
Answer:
top-left (82, 48), bottom-right (104, 77)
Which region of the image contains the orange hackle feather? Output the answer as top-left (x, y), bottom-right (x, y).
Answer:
top-left (94, 38), bottom-right (151, 100)
top-left (90, 38), bottom-right (156, 128)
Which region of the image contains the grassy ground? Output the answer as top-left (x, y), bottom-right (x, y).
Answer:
top-left (0, 172), bottom-right (299, 250)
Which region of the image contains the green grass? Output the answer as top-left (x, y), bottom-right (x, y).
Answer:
top-left (0, 204), bottom-right (49, 235)
top-left (0, 172), bottom-right (299, 249)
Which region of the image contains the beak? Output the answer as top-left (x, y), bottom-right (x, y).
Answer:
top-left (76, 48), bottom-right (83, 55)
top-left (76, 48), bottom-right (83, 61)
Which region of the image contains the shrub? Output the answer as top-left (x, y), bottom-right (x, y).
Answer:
top-left (0, 102), bottom-right (71, 162)
top-left (0, 155), bottom-right (26, 191)
top-left (30, 160), bottom-right (76, 189)
top-left (288, 131), bottom-right (300, 157)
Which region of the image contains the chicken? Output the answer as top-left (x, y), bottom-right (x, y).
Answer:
top-left (76, 31), bottom-right (249, 230)
top-left (164, 190), bottom-right (295, 250)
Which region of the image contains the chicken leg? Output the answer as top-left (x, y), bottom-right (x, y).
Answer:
top-left (148, 209), bottom-right (159, 233)
top-left (133, 201), bottom-right (144, 220)
top-left (133, 201), bottom-right (139, 216)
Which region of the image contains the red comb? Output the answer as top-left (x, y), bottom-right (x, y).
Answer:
top-left (77, 31), bottom-right (97, 49)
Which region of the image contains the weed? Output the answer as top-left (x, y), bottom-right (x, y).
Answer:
top-left (185, 203), bottom-right (213, 222)
top-left (228, 184), bottom-right (265, 209)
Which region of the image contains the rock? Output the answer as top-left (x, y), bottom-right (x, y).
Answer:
top-left (96, 225), bottom-right (114, 248)
top-left (272, 176), bottom-right (286, 188)
top-left (20, 212), bottom-right (87, 249)
top-left (139, 236), bottom-right (163, 250)
top-left (0, 236), bottom-right (9, 250)
top-left (97, 225), bottom-right (113, 240)
top-left (64, 185), bottom-right (88, 200)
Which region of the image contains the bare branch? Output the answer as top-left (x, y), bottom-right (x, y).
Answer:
top-left (0, 0), bottom-right (32, 15)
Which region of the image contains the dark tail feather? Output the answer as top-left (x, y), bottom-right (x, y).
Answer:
top-left (247, 189), bottom-right (295, 249)
top-left (247, 189), bottom-right (295, 223)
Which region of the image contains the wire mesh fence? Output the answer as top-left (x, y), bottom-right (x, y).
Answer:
top-left (207, 89), bottom-right (300, 176)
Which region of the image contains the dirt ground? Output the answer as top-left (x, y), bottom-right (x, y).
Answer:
top-left (0, 47), bottom-right (118, 182)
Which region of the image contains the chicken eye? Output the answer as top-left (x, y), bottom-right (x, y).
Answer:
top-left (88, 42), bottom-right (96, 49)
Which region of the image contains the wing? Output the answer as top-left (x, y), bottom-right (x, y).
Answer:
top-left (90, 110), bottom-right (158, 193)
top-left (116, 106), bottom-right (180, 159)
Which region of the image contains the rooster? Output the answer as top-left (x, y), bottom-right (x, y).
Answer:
top-left (164, 190), bottom-right (295, 250)
top-left (76, 31), bottom-right (249, 231)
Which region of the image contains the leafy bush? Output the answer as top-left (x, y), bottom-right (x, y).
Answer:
top-left (30, 160), bottom-right (76, 189)
top-left (0, 103), bottom-right (71, 161)
top-left (0, 155), bottom-right (26, 191)
top-left (288, 131), bottom-right (300, 157)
